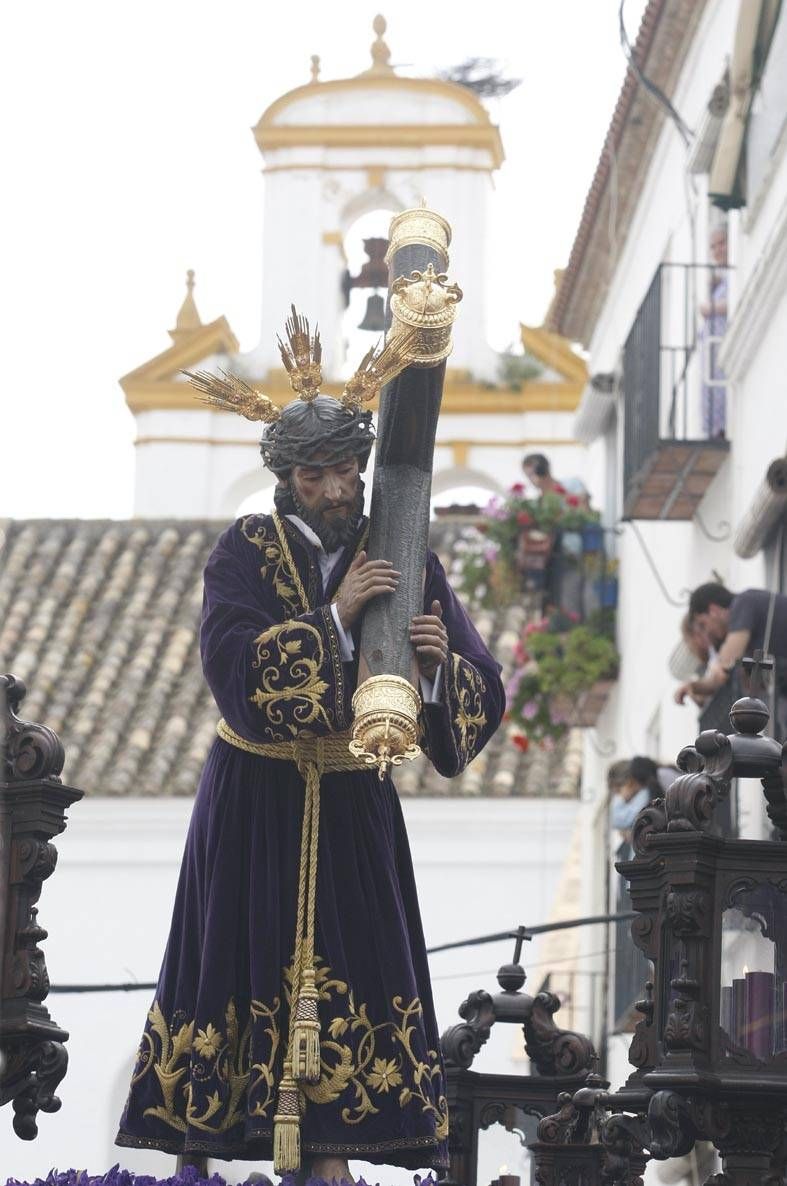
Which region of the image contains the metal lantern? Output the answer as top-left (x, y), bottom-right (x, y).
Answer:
top-left (612, 667), bottom-right (787, 1185)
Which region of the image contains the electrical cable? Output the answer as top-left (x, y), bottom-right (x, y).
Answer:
top-left (626, 519), bottom-right (689, 607)
top-left (49, 914), bottom-right (637, 993)
top-left (618, 0), bottom-right (693, 147)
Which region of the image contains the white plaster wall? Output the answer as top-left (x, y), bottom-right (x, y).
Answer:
top-left (133, 404), bottom-right (586, 520)
top-left (4, 796), bottom-right (579, 1185)
top-left (273, 87), bottom-right (481, 130)
top-left (563, 0), bottom-right (787, 1137)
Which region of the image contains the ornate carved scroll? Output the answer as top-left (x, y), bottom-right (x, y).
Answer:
top-left (1, 673), bottom-right (83, 1139)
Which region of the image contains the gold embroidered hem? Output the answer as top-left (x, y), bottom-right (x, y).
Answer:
top-left (119, 958), bottom-right (448, 1167)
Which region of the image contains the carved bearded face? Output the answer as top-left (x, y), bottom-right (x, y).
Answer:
top-left (286, 455), bottom-right (364, 551)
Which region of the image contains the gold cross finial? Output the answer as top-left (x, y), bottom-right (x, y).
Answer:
top-left (309, 54), bottom-right (320, 83)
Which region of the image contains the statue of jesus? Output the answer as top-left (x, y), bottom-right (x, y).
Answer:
top-left (116, 307), bottom-right (504, 1181)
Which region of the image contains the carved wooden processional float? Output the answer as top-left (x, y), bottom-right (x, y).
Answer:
top-left (0, 674), bottom-right (83, 1140)
top-left (528, 658), bottom-right (787, 1186)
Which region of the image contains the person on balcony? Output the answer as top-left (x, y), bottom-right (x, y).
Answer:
top-left (676, 612), bottom-right (715, 707)
top-left (699, 224), bottom-right (728, 439)
top-left (674, 583), bottom-right (787, 711)
top-left (521, 452), bottom-right (589, 506)
top-left (609, 756), bottom-right (662, 837)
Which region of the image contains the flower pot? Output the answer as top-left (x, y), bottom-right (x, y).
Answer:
top-left (574, 678), bottom-right (616, 727)
top-left (581, 524), bottom-right (604, 552)
top-left (593, 576), bottom-right (618, 609)
top-left (561, 530), bottom-right (583, 556)
top-left (517, 528), bottom-right (554, 572)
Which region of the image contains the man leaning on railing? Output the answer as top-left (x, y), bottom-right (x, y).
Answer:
top-left (674, 582), bottom-right (787, 732)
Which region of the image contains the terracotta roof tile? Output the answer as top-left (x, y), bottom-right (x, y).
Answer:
top-left (548, 0), bottom-right (708, 344)
top-left (0, 518), bottom-right (578, 799)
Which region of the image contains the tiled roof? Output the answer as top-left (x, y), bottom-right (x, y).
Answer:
top-left (0, 517), bottom-right (579, 799)
top-left (547, 0), bottom-right (708, 345)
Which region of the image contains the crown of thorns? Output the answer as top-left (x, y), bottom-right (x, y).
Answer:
top-left (183, 304), bottom-right (415, 475)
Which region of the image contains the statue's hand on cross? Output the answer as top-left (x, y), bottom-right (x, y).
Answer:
top-left (409, 600), bottom-right (449, 679)
top-left (335, 551), bottom-right (400, 629)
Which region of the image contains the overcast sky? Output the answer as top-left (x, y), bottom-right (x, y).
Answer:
top-left (1, 0), bottom-right (647, 519)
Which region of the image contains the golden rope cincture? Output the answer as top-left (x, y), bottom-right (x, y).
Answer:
top-left (217, 726), bottom-right (369, 1172)
top-left (272, 1057), bottom-right (301, 1173)
top-left (291, 743), bottom-right (323, 1085)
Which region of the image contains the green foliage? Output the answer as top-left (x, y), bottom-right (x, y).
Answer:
top-left (497, 350), bottom-right (544, 390)
top-left (507, 614), bottom-right (619, 744)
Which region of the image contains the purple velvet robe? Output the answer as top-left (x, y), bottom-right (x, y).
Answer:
top-left (116, 514), bottom-right (504, 1169)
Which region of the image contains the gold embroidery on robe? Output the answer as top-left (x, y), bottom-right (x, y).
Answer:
top-left (449, 653), bottom-right (487, 762)
top-left (250, 620), bottom-right (333, 736)
top-left (130, 958), bottom-right (447, 1141)
top-left (240, 515), bottom-right (302, 614)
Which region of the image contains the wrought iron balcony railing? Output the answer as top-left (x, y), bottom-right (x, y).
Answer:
top-left (623, 263), bottom-right (731, 520)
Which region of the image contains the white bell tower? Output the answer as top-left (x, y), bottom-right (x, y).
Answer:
top-left (241, 14), bottom-right (503, 385)
top-left (120, 16), bottom-right (587, 521)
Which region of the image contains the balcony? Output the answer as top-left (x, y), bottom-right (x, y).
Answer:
top-left (623, 263), bottom-right (731, 520)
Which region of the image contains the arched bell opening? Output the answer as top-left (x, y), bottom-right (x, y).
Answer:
top-left (339, 206), bottom-right (400, 379)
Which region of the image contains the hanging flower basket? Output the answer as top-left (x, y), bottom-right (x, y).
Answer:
top-left (517, 528), bottom-right (555, 572)
top-left (506, 613), bottom-right (618, 746)
top-left (458, 485), bottom-right (603, 610)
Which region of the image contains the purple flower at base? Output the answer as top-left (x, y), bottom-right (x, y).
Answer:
top-left (483, 546), bottom-right (499, 563)
top-left (521, 699), bottom-right (539, 720)
top-left (4, 1168), bottom-right (227, 1186)
top-left (5, 1172), bottom-right (439, 1186)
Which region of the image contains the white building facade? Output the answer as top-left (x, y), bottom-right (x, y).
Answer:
top-left (545, 0), bottom-right (787, 1177)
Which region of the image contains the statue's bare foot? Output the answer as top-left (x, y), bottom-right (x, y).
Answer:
top-left (310, 1156), bottom-right (354, 1184)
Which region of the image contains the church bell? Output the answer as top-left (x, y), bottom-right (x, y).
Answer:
top-left (358, 292), bottom-right (386, 332)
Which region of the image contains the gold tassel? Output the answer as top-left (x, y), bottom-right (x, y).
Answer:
top-left (273, 1063), bottom-right (301, 1173)
top-left (292, 965), bottom-right (321, 1083)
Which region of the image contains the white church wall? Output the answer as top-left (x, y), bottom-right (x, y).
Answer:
top-left (4, 795), bottom-right (579, 1184)
top-left (271, 86), bottom-right (484, 130)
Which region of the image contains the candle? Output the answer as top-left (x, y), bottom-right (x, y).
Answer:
top-left (732, 978), bottom-right (746, 1049)
top-left (745, 971), bottom-right (774, 1060)
top-left (720, 985), bottom-right (733, 1047)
